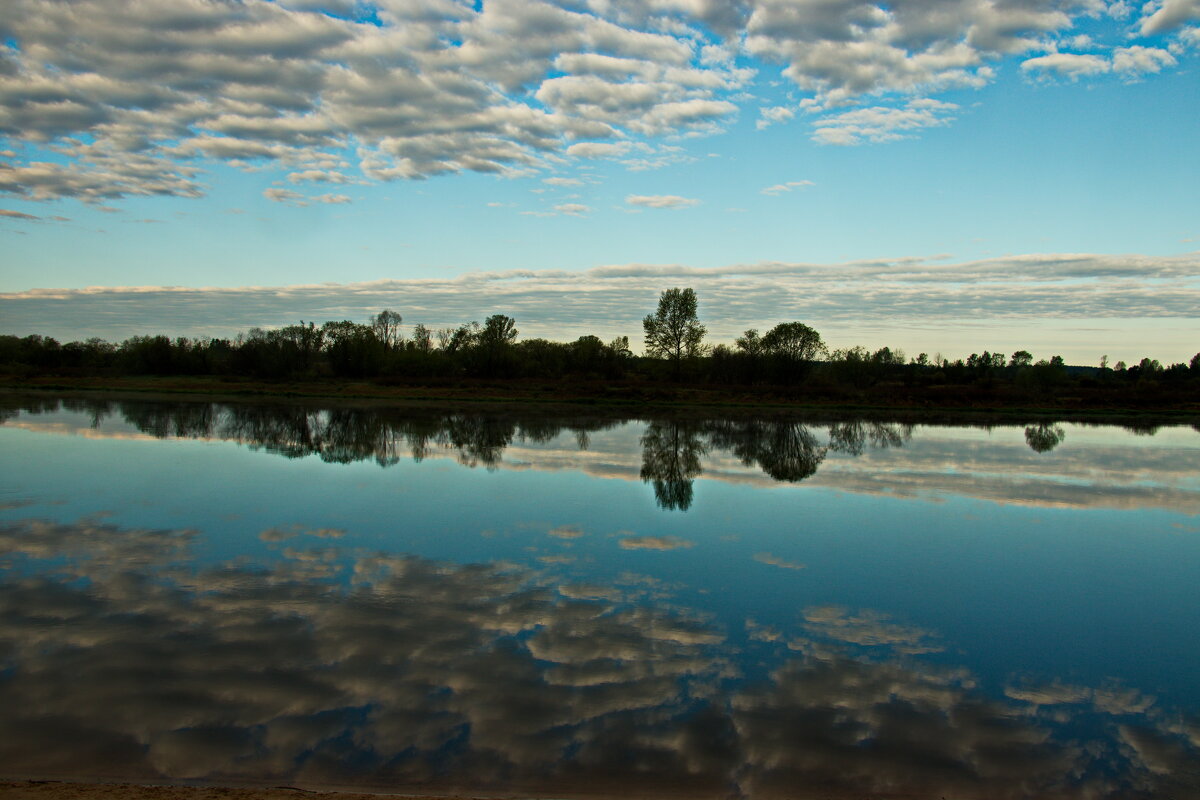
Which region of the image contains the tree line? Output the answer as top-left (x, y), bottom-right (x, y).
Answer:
top-left (2, 288), bottom-right (1197, 407)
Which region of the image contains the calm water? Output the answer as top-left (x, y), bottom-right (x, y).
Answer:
top-left (2, 395), bottom-right (1199, 798)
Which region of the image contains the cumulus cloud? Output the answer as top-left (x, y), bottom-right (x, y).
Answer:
top-left (1112, 45), bottom-right (1178, 75)
top-left (625, 193), bottom-right (700, 208)
top-left (760, 180), bottom-right (813, 195)
top-left (263, 187), bottom-right (350, 206)
top-left (0, 0), bottom-right (1192, 203)
top-left (756, 104), bottom-right (796, 130)
top-left (1140, 0), bottom-right (1200, 34)
top-left (1023, 45), bottom-right (1179, 80)
top-left (0, 0), bottom-right (754, 204)
top-left (811, 99), bottom-right (957, 145)
top-left (1022, 52), bottom-right (1112, 79)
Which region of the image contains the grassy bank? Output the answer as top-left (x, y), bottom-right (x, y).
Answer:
top-left (3, 374), bottom-right (1197, 427)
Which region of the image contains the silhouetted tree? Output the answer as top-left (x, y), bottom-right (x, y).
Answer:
top-left (475, 314), bottom-right (518, 377)
top-left (762, 322), bottom-right (825, 361)
top-left (643, 288), bottom-right (706, 379)
top-left (371, 310), bottom-right (404, 350)
top-left (322, 320), bottom-right (384, 377)
top-left (1010, 350), bottom-right (1033, 368)
top-left (411, 323), bottom-right (433, 354)
top-left (735, 329), bottom-right (765, 357)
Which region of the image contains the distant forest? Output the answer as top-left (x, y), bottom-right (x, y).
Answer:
top-left (3, 288), bottom-right (1198, 410)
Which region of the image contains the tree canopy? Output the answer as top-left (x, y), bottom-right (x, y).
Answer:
top-left (643, 287), bottom-right (706, 376)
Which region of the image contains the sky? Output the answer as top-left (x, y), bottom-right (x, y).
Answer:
top-left (1, 0), bottom-right (1198, 364)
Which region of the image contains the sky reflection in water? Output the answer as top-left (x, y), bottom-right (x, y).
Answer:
top-left (1, 397), bottom-right (1199, 798)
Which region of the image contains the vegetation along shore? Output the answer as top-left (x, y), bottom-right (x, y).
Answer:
top-left (4, 289), bottom-right (1197, 418)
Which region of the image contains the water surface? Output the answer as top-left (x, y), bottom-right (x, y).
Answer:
top-left (2, 396), bottom-right (1198, 798)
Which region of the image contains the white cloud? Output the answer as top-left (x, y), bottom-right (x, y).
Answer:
top-left (744, 0), bottom-right (1064, 109)
top-left (760, 180), bottom-right (814, 195)
top-left (1021, 52), bottom-right (1112, 79)
top-left (554, 202), bottom-right (589, 215)
top-left (756, 104), bottom-right (796, 130)
top-left (287, 169), bottom-right (354, 184)
top-left (5, 253), bottom-right (1198, 357)
top-left (263, 187), bottom-right (308, 205)
top-left (1140, 0), bottom-right (1200, 33)
top-left (565, 141), bottom-right (637, 159)
top-left (263, 188), bottom-right (349, 206)
top-left (1112, 45), bottom-right (1178, 74)
top-left (1021, 45), bottom-right (1177, 80)
top-left (0, 0), bottom-right (752, 203)
top-left (625, 193), bottom-right (700, 208)
top-left (543, 176), bottom-right (584, 187)
top-left (0, 208), bottom-right (41, 221)
top-left (811, 100), bottom-right (957, 145)
top-left (0, 0), bottom-right (1191, 205)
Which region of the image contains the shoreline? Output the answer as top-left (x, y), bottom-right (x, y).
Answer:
top-left (0, 781), bottom-right (499, 800)
top-left (0, 781), bottom-right (924, 800)
top-left (2, 375), bottom-right (1198, 426)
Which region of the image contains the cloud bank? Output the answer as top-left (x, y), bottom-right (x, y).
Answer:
top-left (2, 252), bottom-right (1197, 360)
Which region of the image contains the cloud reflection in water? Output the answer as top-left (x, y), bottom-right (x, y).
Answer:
top-left (1, 516), bottom-right (1197, 798)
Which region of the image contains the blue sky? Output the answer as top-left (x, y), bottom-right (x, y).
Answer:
top-left (1, 0), bottom-right (1198, 363)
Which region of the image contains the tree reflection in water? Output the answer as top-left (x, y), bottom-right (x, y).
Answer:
top-left (705, 419), bottom-right (827, 482)
top-left (4, 397), bottom-right (924, 509)
top-left (639, 421), bottom-right (707, 510)
top-left (1025, 422), bottom-right (1067, 453)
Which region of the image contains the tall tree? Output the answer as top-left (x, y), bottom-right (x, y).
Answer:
top-left (371, 310), bottom-right (404, 350)
top-left (410, 323), bottom-right (433, 353)
top-left (643, 287), bottom-right (706, 378)
top-left (479, 314), bottom-right (518, 349)
top-left (761, 322), bottom-right (825, 361)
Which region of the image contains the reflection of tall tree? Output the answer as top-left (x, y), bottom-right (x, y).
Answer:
top-left (221, 404), bottom-right (324, 459)
top-left (121, 401), bottom-right (218, 440)
top-left (640, 421), bottom-right (707, 510)
top-left (438, 414), bottom-right (517, 470)
top-left (24, 398), bottom-right (624, 471)
top-left (827, 421), bottom-right (912, 456)
top-left (1024, 423), bottom-right (1066, 453)
top-left (706, 420), bottom-right (827, 482)
top-left (320, 409), bottom-right (405, 465)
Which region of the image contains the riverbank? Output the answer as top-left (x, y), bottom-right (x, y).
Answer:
top-left (3, 374), bottom-right (1198, 426)
top-left (0, 782), bottom-right (493, 800)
